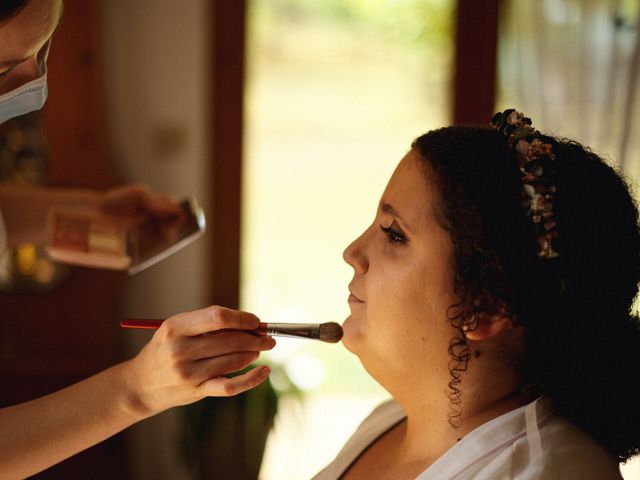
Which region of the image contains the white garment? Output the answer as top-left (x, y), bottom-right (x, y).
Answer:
top-left (312, 398), bottom-right (622, 480)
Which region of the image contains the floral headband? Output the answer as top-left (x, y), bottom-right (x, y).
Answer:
top-left (490, 109), bottom-right (559, 259)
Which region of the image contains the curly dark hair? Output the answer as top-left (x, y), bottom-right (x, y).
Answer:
top-left (412, 125), bottom-right (640, 462)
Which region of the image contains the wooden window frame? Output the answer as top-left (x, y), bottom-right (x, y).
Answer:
top-left (206, 0), bottom-right (500, 307)
top-left (207, 1), bottom-right (246, 308)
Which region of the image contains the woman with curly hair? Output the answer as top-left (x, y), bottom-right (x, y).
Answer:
top-left (314, 109), bottom-right (639, 479)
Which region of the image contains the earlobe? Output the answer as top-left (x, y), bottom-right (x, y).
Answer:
top-left (464, 313), bottom-right (512, 341)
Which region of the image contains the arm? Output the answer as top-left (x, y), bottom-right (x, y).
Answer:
top-left (0, 306), bottom-right (275, 479)
top-left (0, 183), bottom-right (179, 247)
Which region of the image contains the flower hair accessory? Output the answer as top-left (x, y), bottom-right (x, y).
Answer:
top-left (490, 109), bottom-right (559, 259)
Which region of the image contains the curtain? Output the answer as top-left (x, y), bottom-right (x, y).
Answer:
top-left (497, 0), bottom-right (640, 178)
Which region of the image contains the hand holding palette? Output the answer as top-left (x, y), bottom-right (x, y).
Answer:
top-left (45, 198), bottom-right (206, 274)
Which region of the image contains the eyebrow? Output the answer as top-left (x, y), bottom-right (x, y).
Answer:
top-left (0, 4), bottom-right (64, 68)
top-left (380, 202), bottom-right (413, 234)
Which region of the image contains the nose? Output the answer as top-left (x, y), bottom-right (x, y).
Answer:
top-left (18, 57), bottom-right (42, 83)
top-left (343, 229), bottom-right (369, 274)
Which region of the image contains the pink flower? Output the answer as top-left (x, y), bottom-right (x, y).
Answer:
top-left (533, 194), bottom-right (546, 210)
top-left (537, 235), bottom-right (559, 259)
top-left (528, 139), bottom-right (554, 160)
top-left (508, 111), bottom-right (524, 125)
top-left (516, 139), bottom-right (530, 156)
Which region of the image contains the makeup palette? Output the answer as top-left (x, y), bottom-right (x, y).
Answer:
top-left (47, 209), bottom-right (130, 270)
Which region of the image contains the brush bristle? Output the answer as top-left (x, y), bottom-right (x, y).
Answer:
top-left (318, 322), bottom-right (343, 343)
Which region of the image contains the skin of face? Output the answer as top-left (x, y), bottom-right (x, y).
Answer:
top-left (0, 0), bottom-right (62, 94)
top-left (342, 148), bottom-right (460, 399)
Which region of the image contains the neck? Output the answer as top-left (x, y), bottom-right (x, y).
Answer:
top-left (383, 370), bottom-right (528, 463)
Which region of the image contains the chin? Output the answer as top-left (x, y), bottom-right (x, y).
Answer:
top-left (341, 315), bottom-right (365, 355)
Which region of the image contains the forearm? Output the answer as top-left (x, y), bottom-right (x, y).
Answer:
top-left (0, 361), bottom-right (147, 479)
top-left (0, 184), bottom-right (100, 246)
top-left (0, 306), bottom-right (275, 479)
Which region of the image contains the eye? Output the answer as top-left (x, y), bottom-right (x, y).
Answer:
top-left (0, 64), bottom-right (18, 80)
top-left (380, 224), bottom-right (407, 244)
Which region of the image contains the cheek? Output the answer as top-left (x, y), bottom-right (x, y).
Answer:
top-left (342, 262), bottom-right (404, 354)
top-left (384, 272), bottom-right (448, 350)
top-left (378, 253), bottom-right (452, 324)
top-left (360, 252), bottom-right (455, 358)
top-left (344, 258), bottom-right (453, 355)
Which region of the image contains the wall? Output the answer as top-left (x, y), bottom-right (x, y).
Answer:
top-left (101, 1), bottom-right (209, 478)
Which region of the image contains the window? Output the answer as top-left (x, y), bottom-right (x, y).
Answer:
top-left (242, 1), bottom-right (454, 478)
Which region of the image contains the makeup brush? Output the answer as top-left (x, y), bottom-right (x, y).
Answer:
top-left (259, 322), bottom-right (343, 343)
top-left (120, 319), bottom-right (343, 344)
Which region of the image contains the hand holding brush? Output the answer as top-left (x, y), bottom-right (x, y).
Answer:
top-left (122, 319), bottom-right (344, 344)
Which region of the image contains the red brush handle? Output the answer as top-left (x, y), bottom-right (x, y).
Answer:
top-left (120, 319), bottom-right (165, 329)
top-left (120, 318), bottom-right (268, 333)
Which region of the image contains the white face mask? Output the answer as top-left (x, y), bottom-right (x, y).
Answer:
top-left (0, 40), bottom-right (50, 125)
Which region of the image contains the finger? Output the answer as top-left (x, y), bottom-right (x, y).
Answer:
top-left (199, 365), bottom-right (271, 397)
top-left (110, 184), bottom-right (178, 218)
top-left (170, 351), bottom-right (259, 386)
top-left (164, 306), bottom-right (261, 337)
top-left (156, 213), bottom-right (186, 241)
top-left (101, 184), bottom-right (153, 217)
top-left (179, 331), bottom-right (275, 360)
top-left (193, 351), bottom-right (260, 380)
top-left (138, 190), bottom-right (181, 219)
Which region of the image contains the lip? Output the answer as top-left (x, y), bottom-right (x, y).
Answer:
top-left (348, 285), bottom-right (364, 303)
top-left (348, 293), bottom-right (365, 303)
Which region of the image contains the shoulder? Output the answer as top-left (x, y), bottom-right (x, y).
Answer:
top-left (311, 399), bottom-right (405, 480)
top-left (354, 399), bottom-right (405, 433)
top-left (332, 398), bottom-right (405, 451)
top-left (331, 398), bottom-right (404, 458)
top-left (526, 416), bottom-right (622, 479)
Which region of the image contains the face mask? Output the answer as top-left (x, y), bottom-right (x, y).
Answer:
top-left (0, 40), bottom-right (50, 125)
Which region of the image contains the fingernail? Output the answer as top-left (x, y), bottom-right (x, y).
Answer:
top-left (259, 366), bottom-right (271, 377)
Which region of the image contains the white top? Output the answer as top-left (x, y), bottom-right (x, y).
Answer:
top-left (312, 398), bottom-right (622, 480)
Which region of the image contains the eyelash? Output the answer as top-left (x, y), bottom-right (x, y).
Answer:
top-left (380, 224), bottom-right (407, 244)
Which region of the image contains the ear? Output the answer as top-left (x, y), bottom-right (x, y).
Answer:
top-left (464, 313), bottom-right (512, 341)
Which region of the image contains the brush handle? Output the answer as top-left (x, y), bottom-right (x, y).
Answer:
top-left (120, 319), bottom-right (328, 340)
top-left (120, 318), bottom-right (269, 334)
top-left (120, 319), bottom-right (164, 329)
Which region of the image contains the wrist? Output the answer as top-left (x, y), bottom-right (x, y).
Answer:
top-left (52, 187), bottom-right (102, 210)
top-left (112, 360), bottom-right (157, 421)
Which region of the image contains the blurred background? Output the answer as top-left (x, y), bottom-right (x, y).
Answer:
top-left (0, 0), bottom-right (639, 478)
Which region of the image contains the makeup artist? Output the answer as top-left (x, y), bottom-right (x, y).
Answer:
top-left (0, 1), bottom-right (275, 478)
